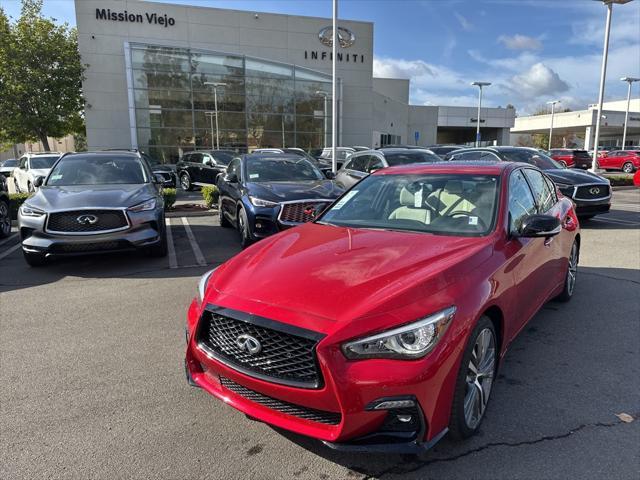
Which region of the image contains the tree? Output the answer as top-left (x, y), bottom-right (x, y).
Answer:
top-left (0, 0), bottom-right (85, 151)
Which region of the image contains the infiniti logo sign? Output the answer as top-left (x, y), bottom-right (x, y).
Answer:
top-left (318, 26), bottom-right (356, 48)
top-left (589, 187), bottom-right (601, 195)
top-left (236, 334), bottom-right (262, 355)
top-left (77, 214), bottom-right (98, 225)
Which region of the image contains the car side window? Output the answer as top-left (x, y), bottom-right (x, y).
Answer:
top-left (347, 154), bottom-right (369, 172)
top-left (191, 153), bottom-right (203, 163)
top-left (202, 154), bottom-right (213, 165)
top-left (523, 169), bottom-right (555, 213)
top-left (227, 158), bottom-right (241, 180)
top-left (508, 170), bottom-right (537, 234)
top-left (543, 176), bottom-right (558, 204)
top-left (366, 156), bottom-right (384, 173)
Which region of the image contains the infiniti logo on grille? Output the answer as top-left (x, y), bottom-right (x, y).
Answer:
top-left (589, 187), bottom-right (601, 195)
top-left (236, 334), bottom-right (262, 355)
top-left (77, 214), bottom-right (98, 225)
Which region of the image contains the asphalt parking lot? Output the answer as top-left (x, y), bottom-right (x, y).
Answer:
top-left (1, 188), bottom-right (639, 480)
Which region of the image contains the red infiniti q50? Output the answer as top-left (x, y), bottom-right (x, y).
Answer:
top-left (185, 162), bottom-right (580, 453)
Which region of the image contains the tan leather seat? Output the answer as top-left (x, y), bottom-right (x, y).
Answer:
top-left (427, 180), bottom-right (476, 216)
top-left (388, 187), bottom-right (431, 224)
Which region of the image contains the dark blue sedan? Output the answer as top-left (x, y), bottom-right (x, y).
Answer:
top-left (217, 153), bottom-right (344, 247)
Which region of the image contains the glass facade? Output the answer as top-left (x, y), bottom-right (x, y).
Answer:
top-left (129, 44), bottom-right (334, 163)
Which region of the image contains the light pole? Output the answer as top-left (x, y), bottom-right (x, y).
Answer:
top-left (620, 76), bottom-right (639, 148)
top-left (471, 82), bottom-right (491, 147)
top-left (547, 100), bottom-right (561, 150)
top-left (591, 0), bottom-right (634, 171)
top-left (204, 81), bottom-right (227, 150)
top-left (315, 90), bottom-right (330, 149)
top-left (331, 0), bottom-right (338, 173)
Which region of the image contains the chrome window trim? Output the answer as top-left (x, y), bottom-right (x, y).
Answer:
top-left (44, 207), bottom-right (131, 236)
top-left (277, 198), bottom-right (334, 226)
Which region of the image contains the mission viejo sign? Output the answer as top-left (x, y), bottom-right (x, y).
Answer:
top-left (95, 8), bottom-right (176, 27)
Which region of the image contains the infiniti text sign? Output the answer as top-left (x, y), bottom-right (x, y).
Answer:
top-left (95, 8), bottom-right (176, 27)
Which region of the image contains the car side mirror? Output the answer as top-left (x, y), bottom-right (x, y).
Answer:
top-left (204, 159), bottom-right (214, 166)
top-left (226, 173), bottom-right (238, 183)
top-left (324, 170), bottom-right (335, 179)
top-left (516, 214), bottom-right (561, 238)
top-left (153, 173), bottom-right (165, 184)
top-left (34, 176), bottom-right (44, 188)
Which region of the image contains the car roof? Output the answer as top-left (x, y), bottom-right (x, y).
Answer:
top-left (373, 160), bottom-right (514, 176)
top-left (62, 151), bottom-right (141, 159)
top-left (243, 153), bottom-right (306, 161)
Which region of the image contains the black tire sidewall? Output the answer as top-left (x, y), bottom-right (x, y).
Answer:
top-left (448, 316), bottom-right (497, 440)
top-left (238, 207), bottom-right (252, 248)
top-left (180, 173), bottom-right (192, 191)
top-left (0, 199), bottom-right (10, 238)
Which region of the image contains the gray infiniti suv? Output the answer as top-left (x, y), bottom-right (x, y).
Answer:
top-left (18, 151), bottom-right (167, 266)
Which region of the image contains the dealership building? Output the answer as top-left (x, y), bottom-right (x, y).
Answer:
top-left (75, 0), bottom-right (515, 162)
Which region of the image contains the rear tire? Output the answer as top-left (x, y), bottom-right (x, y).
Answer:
top-left (449, 316), bottom-right (497, 440)
top-left (23, 250), bottom-right (46, 267)
top-left (556, 240), bottom-right (579, 302)
top-left (0, 199), bottom-right (10, 238)
top-left (180, 173), bottom-right (193, 191)
top-left (622, 162), bottom-right (634, 174)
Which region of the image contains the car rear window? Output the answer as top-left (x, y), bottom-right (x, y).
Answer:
top-left (384, 151), bottom-right (441, 166)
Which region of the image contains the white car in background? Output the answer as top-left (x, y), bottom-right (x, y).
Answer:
top-left (13, 152), bottom-right (61, 193)
top-left (0, 159), bottom-right (19, 178)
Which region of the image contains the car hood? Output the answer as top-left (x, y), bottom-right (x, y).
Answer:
top-left (545, 168), bottom-right (608, 185)
top-left (26, 184), bottom-right (156, 211)
top-left (210, 223), bottom-right (492, 327)
top-left (246, 180), bottom-right (343, 202)
top-left (30, 168), bottom-right (52, 178)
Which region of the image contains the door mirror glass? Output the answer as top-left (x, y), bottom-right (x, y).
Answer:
top-left (516, 214), bottom-right (561, 238)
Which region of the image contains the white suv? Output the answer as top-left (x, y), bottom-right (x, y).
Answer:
top-left (13, 152), bottom-right (61, 193)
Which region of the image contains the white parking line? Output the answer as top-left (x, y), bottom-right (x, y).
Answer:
top-left (0, 242), bottom-right (21, 261)
top-left (0, 233), bottom-right (17, 248)
top-left (165, 217), bottom-right (178, 269)
top-left (181, 217), bottom-right (207, 266)
top-left (590, 217), bottom-right (640, 226)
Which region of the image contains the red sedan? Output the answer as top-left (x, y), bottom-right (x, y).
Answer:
top-left (185, 162), bottom-right (580, 453)
top-left (598, 150), bottom-right (640, 173)
top-left (549, 149), bottom-right (593, 169)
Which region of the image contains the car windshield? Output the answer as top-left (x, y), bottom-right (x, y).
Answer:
top-left (30, 156), bottom-right (59, 169)
top-left (500, 150), bottom-right (564, 170)
top-left (245, 157), bottom-right (323, 182)
top-left (319, 173), bottom-right (500, 237)
top-left (385, 151), bottom-right (441, 166)
top-left (46, 155), bottom-right (148, 186)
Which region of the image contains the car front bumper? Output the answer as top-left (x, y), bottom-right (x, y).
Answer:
top-left (184, 301), bottom-right (458, 453)
top-left (19, 208), bottom-right (164, 256)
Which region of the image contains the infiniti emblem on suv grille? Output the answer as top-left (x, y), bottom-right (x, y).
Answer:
top-left (77, 214), bottom-right (98, 225)
top-left (589, 187), bottom-right (601, 195)
top-left (236, 334), bottom-right (262, 355)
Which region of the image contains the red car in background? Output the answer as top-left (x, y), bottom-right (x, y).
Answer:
top-left (598, 150), bottom-right (640, 173)
top-left (549, 149), bottom-right (593, 169)
top-left (185, 162), bottom-right (580, 454)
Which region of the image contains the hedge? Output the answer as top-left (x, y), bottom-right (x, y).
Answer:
top-left (9, 193), bottom-right (31, 220)
top-left (201, 185), bottom-right (219, 209)
top-left (163, 188), bottom-right (177, 210)
top-left (606, 175), bottom-right (634, 187)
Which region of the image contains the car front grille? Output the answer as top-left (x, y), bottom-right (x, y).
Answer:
top-left (47, 210), bottom-right (129, 234)
top-left (219, 376), bottom-right (341, 425)
top-left (279, 201), bottom-right (332, 225)
top-left (574, 184), bottom-right (610, 201)
top-left (198, 308), bottom-right (323, 389)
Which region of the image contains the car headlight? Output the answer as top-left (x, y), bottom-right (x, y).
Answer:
top-left (20, 204), bottom-right (45, 217)
top-left (249, 196), bottom-right (279, 208)
top-left (128, 198), bottom-right (157, 212)
top-left (197, 268), bottom-right (218, 304)
top-left (342, 306), bottom-right (456, 360)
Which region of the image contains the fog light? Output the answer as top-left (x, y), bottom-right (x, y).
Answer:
top-left (255, 222), bottom-right (263, 229)
top-left (397, 414), bottom-right (413, 423)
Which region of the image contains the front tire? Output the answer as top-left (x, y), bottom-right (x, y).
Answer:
top-left (219, 199), bottom-right (232, 228)
top-left (23, 250), bottom-right (46, 267)
top-left (0, 199), bottom-right (10, 238)
top-left (148, 230), bottom-right (168, 257)
top-left (14, 178), bottom-right (21, 193)
top-left (449, 316), bottom-right (497, 440)
top-left (27, 182), bottom-right (34, 193)
top-left (237, 207), bottom-right (254, 249)
top-left (556, 240), bottom-right (579, 302)
top-left (622, 162), bottom-right (634, 174)
top-left (180, 173), bottom-right (193, 191)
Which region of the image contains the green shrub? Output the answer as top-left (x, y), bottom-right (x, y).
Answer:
top-left (162, 188), bottom-right (177, 210)
top-left (201, 185), bottom-right (219, 209)
top-left (9, 193), bottom-right (31, 220)
top-left (606, 175), bottom-right (634, 187)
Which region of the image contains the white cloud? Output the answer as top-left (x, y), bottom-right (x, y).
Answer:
top-left (454, 12), bottom-right (473, 31)
top-left (498, 34), bottom-right (543, 51)
top-left (505, 63), bottom-right (570, 98)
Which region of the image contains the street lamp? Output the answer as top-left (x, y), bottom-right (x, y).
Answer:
top-left (203, 82), bottom-right (227, 150)
top-left (471, 82), bottom-right (491, 147)
top-left (591, 0), bottom-right (634, 171)
top-left (331, 0), bottom-right (338, 173)
top-left (315, 90), bottom-right (330, 149)
top-left (620, 76), bottom-right (640, 148)
top-left (547, 100), bottom-right (561, 150)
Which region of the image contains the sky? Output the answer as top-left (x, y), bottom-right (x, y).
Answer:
top-left (2, 0), bottom-right (639, 114)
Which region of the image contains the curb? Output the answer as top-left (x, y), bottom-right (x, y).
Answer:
top-left (611, 186), bottom-right (637, 191)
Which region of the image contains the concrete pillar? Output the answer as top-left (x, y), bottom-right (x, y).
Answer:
top-left (584, 126), bottom-right (593, 150)
top-left (496, 128), bottom-right (511, 146)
